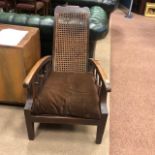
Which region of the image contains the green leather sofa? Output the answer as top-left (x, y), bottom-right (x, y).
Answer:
top-left (51, 0), bottom-right (119, 15)
top-left (0, 6), bottom-right (109, 57)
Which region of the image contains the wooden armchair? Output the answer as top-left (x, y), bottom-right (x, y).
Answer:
top-left (38, 0), bottom-right (51, 15)
top-left (23, 6), bottom-right (111, 144)
top-left (0, 0), bottom-right (13, 11)
top-left (14, 0), bottom-right (45, 15)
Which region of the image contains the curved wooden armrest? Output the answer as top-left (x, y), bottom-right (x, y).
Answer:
top-left (89, 58), bottom-right (111, 92)
top-left (23, 56), bottom-right (51, 88)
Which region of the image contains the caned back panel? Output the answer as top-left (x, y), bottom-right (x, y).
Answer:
top-left (53, 6), bottom-right (90, 73)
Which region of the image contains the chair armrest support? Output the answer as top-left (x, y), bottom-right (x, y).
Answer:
top-left (89, 58), bottom-right (111, 92)
top-left (24, 98), bottom-right (33, 111)
top-left (89, 58), bottom-right (111, 115)
top-left (23, 56), bottom-right (52, 110)
top-left (23, 55), bottom-right (51, 88)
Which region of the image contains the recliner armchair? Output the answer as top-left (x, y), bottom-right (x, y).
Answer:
top-left (23, 5), bottom-right (111, 144)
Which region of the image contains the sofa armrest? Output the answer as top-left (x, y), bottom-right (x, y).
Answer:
top-left (90, 6), bottom-right (108, 40)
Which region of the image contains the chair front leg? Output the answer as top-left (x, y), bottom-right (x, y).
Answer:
top-left (24, 108), bottom-right (35, 140)
top-left (24, 97), bottom-right (35, 140)
top-left (23, 56), bottom-right (52, 140)
top-left (96, 114), bottom-right (108, 144)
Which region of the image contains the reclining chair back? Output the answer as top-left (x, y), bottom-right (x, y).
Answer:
top-left (53, 6), bottom-right (90, 73)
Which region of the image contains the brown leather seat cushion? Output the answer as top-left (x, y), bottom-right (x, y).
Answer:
top-left (32, 72), bottom-right (101, 119)
top-left (16, 2), bottom-right (44, 11)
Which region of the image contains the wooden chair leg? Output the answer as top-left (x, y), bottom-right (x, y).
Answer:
top-left (43, 7), bottom-right (46, 15)
top-left (49, 1), bottom-right (52, 14)
top-left (45, 3), bottom-right (48, 15)
top-left (24, 110), bottom-right (35, 140)
top-left (40, 7), bottom-right (46, 15)
top-left (35, 8), bottom-right (37, 14)
top-left (96, 114), bottom-right (108, 144)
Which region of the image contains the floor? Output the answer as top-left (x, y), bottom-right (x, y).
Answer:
top-left (0, 104), bottom-right (109, 155)
top-left (110, 10), bottom-right (155, 155)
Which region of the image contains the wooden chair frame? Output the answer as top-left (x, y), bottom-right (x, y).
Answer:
top-left (23, 56), bottom-right (111, 144)
top-left (23, 6), bottom-right (111, 144)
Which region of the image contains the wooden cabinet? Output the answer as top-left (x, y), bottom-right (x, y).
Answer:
top-left (132, 0), bottom-right (155, 14)
top-left (0, 24), bottom-right (40, 104)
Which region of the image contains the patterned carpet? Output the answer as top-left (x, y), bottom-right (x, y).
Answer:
top-left (110, 10), bottom-right (155, 155)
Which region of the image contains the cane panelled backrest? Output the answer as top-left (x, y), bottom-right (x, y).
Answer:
top-left (53, 6), bottom-right (90, 73)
